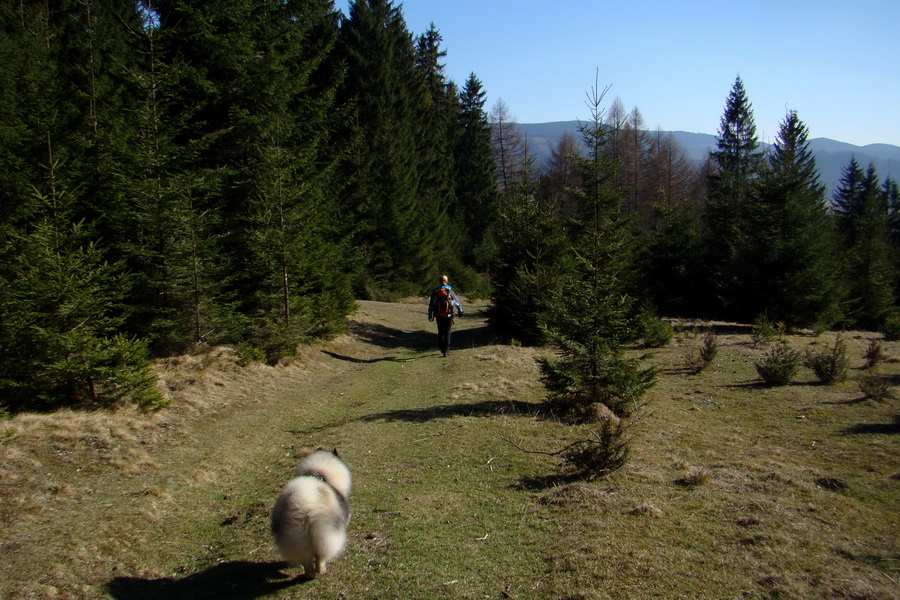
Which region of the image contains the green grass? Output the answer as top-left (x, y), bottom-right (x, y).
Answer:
top-left (1, 303), bottom-right (898, 599)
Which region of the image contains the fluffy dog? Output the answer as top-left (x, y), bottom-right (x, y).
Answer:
top-left (270, 448), bottom-right (352, 579)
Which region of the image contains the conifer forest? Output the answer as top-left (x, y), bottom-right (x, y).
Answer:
top-left (1, 0), bottom-right (898, 412)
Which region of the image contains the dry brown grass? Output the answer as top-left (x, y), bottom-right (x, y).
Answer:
top-left (0, 304), bottom-right (897, 599)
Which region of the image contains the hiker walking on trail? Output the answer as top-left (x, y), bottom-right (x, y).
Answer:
top-left (428, 275), bottom-right (464, 357)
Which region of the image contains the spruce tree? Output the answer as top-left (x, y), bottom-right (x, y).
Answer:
top-left (114, 1), bottom-right (212, 350)
top-left (833, 161), bottom-right (896, 329)
top-left (0, 160), bottom-right (161, 410)
top-left (705, 76), bottom-right (764, 319)
top-left (413, 25), bottom-right (466, 275)
top-left (641, 195), bottom-right (705, 317)
top-left (148, 0), bottom-right (354, 351)
top-left (485, 156), bottom-right (568, 345)
top-left (750, 111), bottom-right (844, 329)
top-left (833, 157), bottom-right (865, 237)
top-left (884, 177), bottom-right (900, 300)
top-left (238, 0), bottom-right (354, 356)
top-left (538, 77), bottom-right (655, 419)
top-left (454, 73), bottom-right (498, 263)
top-left (337, 0), bottom-right (435, 295)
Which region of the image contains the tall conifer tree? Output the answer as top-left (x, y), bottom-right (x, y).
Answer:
top-left (0, 156), bottom-right (160, 409)
top-left (414, 25), bottom-right (465, 272)
top-left (538, 76), bottom-right (655, 418)
top-left (337, 0), bottom-right (435, 295)
top-left (454, 73), bottom-right (498, 261)
top-left (705, 76), bottom-right (764, 319)
top-left (750, 111), bottom-right (844, 328)
top-left (833, 160), bottom-right (896, 328)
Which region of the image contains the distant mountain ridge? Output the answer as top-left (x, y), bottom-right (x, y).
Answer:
top-left (519, 121), bottom-right (900, 197)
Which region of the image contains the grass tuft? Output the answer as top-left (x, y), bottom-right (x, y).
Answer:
top-left (673, 466), bottom-right (710, 488)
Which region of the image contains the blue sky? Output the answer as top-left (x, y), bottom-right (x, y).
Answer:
top-left (334, 0), bottom-right (899, 147)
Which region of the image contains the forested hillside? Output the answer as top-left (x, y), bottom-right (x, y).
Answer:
top-left (1, 1), bottom-right (898, 414)
top-left (0, 0), bottom-right (496, 411)
top-left (519, 123), bottom-right (900, 197)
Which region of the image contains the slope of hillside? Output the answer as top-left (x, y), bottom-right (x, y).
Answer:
top-left (519, 121), bottom-right (900, 196)
top-left (1, 301), bottom-right (897, 599)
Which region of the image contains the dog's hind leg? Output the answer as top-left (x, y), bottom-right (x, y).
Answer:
top-left (301, 558), bottom-right (318, 580)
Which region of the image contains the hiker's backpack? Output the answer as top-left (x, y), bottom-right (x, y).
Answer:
top-left (434, 287), bottom-right (454, 318)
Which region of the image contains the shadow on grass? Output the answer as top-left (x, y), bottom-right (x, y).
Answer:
top-left (321, 350), bottom-right (415, 364)
top-left (107, 560), bottom-right (302, 600)
top-left (514, 473), bottom-right (585, 491)
top-left (348, 321), bottom-right (434, 353)
top-left (826, 395), bottom-right (873, 406)
top-left (361, 398), bottom-right (540, 423)
top-left (450, 323), bottom-right (499, 350)
top-left (344, 320), bottom-right (495, 358)
top-left (843, 419), bottom-right (900, 435)
top-left (726, 380), bottom-right (818, 390)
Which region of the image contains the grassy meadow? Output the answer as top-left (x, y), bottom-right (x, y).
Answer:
top-left (0, 300), bottom-right (897, 599)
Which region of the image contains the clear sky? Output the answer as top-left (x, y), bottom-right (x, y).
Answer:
top-left (334, 0), bottom-right (899, 148)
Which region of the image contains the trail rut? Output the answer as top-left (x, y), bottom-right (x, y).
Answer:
top-left (0, 299), bottom-right (493, 599)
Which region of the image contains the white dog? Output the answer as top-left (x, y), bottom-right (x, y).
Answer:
top-left (270, 449), bottom-right (352, 579)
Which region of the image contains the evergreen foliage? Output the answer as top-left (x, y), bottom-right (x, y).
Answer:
top-left (705, 76), bottom-right (765, 320)
top-left (537, 77), bottom-right (657, 420)
top-left (685, 329), bottom-right (718, 374)
top-left (1, 0), bottom-right (500, 410)
top-left (755, 341), bottom-right (801, 386)
top-left (804, 337), bottom-right (849, 384)
top-left (748, 111), bottom-right (844, 329)
top-left (336, 0), bottom-right (436, 295)
top-left (455, 74), bottom-right (498, 262)
top-left (833, 160), bottom-right (896, 329)
top-left (1, 0), bottom-right (896, 414)
top-left (640, 195), bottom-right (705, 317)
top-left (0, 184), bottom-right (162, 410)
top-left (561, 420), bottom-right (631, 479)
top-left (484, 148), bottom-right (568, 344)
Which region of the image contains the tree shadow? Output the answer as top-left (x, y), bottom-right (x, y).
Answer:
top-left (843, 418), bottom-right (900, 435)
top-left (726, 379), bottom-right (823, 390)
top-left (513, 472), bottom-right (584, 491)
top-left (825, 395), bottom-right (872, 405)
top-left (724, 380), bottom-right (771, 390)
top-left (106, 560), bottom-right (302, 600)
top-left (343, 319), bottom-right (496, 357)
top-left (360, 398), bottom-right (540, 423)
top-left (321, 350), bottom-right (415, 364)
top-left (450, 324), bottom-right (498, 350)
top-left (348, 321), bottom-right (434, 353)
top-left (325, 322), bottom-right (495, 363)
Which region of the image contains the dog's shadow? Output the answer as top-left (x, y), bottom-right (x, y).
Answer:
top-left (106, 560), bottom-right (305, 600)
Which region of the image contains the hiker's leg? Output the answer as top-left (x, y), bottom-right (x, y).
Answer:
top-left (437, 318), bottom-right (450, 355)
top-left (445, 318), bottom-right (453, 354)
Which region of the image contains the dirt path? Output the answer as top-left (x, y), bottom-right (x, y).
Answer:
top-left (0, 299), bottom-right (499, 599)
top-left (4, 302), bottom-right (897, 599)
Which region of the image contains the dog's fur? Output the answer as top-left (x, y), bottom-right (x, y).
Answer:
top-left (270, 449), bottom-right (352, 579)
